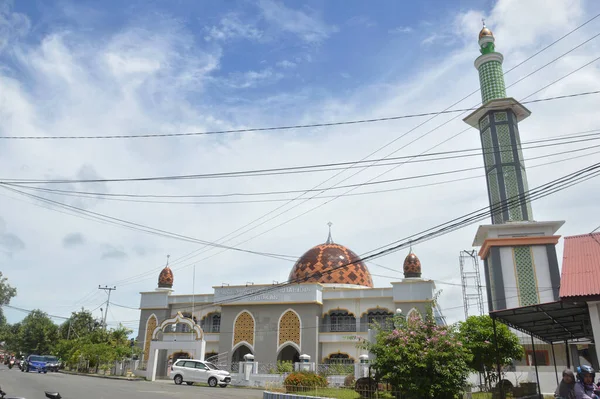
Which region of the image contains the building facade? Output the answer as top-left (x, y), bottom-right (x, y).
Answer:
top-left (136, 230), bottom-right (443, 379)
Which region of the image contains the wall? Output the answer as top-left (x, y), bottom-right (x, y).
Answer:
top-left (219, 303), bottom-right (322, 365)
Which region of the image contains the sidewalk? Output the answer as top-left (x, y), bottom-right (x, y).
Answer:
top-left (59, 369), bottom-right (144, 381)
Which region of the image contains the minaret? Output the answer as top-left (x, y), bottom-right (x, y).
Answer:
top-left (464, 22), bottom-right (564, 311)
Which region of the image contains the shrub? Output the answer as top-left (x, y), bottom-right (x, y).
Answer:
top-left (276, 360), bottom-right (294, 373)
top-left (344, 374), bottom-right (356, 387)
top-left (284, 371), bottom-right (328, 392)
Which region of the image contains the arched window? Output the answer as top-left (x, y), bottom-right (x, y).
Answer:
top-left (360, 309), bottom-right (394, 331)
top-left (323, 310), bottom-right (356, 332)
top-left (201, 312), bottom-right (221, 333)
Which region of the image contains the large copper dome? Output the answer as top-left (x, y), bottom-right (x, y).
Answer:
top-left (158, 266), bottom-right (174, 288)
top-left (288, 229), bottom-right (373, 287)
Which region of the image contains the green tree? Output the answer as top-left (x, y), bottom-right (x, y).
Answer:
top-left (0, 271), bottom-right (17, 305)
top-left (458, 315), bottom-right (524, 390)
top-left (18, 309), bottom-right (59, 355)
top-left (362, 307), bottom-right (472, 399)
top-left (58, 309), bottom-right (100, 340)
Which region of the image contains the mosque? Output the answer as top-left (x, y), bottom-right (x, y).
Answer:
top-left (136, 229), bottom-right (443, 380)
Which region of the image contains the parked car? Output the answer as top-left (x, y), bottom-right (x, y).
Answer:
top-left (44, 356), bottom-right (60, 372)
top-left (22, 355), bottom-right (48, 373)
top-left (170, 359), bottom-right (231, 387)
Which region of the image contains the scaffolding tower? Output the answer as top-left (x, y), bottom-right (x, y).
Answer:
top-left (459, 249), bottom-right (485, 320)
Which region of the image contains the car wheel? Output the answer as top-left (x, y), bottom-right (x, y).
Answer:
top-left (208, 377), bottom-right (218, 387)
top-left (186, 382), bottom-right (193, 386)
top-left (173, 375), bottom-right (183, 385)
top-left (44, 371), bottom-right (47, 374)
top-left (219, 384), bottom-right (227, 388)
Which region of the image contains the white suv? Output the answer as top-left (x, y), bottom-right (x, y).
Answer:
top-left (171, 359), bottom-right (232, 388)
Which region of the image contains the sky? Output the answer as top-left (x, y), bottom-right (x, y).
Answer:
top-left (1, 0), bottom-right (600, 335)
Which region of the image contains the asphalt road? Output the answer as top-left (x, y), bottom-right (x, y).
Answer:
top-left (0, 365), bottom-right (263, 399)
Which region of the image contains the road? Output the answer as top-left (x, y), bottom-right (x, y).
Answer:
top-left (0, 365), bottom-right (263, 399)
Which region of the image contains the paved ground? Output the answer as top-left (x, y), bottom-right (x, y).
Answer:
top-left (0, 365), bottom-right (263, 399)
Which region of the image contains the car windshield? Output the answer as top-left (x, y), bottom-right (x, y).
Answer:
top-left (44, 356), bottom-right (58, 362)
top-left (205, 362), bottom-right (220, 370)
top-left (29, 356), bottom-right (45, 362)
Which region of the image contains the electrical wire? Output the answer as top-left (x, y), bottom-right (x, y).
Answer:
top-left (7, 138), bottom-right (600, 205)
top-left (120, 160), bottom-right (600, 305)
top-left (106, 25), bottom-right (600, 287)
top-left (141, 32), bottom-right (600, 278)
top-left (4, 127), bottom-right (600, 186)
top-left (198, 161), bottom-right (600, 307)
top-left (0, 91), bottom-right (596, 141)
top-left (0, 183), bottom-right (298, 261)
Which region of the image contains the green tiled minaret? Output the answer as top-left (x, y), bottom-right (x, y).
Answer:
top-left (470, 23), bottom-right (533, 225)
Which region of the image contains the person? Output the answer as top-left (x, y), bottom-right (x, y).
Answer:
top-left (575, 365), bottom-right (599, 399)
top-left (555, 369), bottom-right (575, 399)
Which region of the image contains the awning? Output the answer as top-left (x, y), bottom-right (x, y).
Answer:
top-left (489, 301), bottom-right (593, 344)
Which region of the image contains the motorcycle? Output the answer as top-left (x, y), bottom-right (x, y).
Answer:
top-left (8, 360), bottom-right (14, 370)
top-left (0, 386), bottom-right (61, 399)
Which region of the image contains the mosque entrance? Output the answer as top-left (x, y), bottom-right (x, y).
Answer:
top-left (231, 344), bottom-right (253, 364)
top-left (277, 345), bottom-right (300, 363)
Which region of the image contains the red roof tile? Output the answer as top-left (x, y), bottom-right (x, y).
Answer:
top-left (559, 232), bottom-right (600, 298)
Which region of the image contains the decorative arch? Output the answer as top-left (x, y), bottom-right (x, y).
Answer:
top-left (231, 342), bottom-right (253, 363)
top-left (233, 310), bottom-right (255, 347)
top-left (277, 343), bottom-right (300, 363)
top-left (152, 312), bottom-right (204, 340)
top-left (322, 308), bottom-right (356, 332)
top-left (143, 314), bottom-right (157, 361)
top-left (323, 352), bottom-right (356, 364)
top-left (277, 309), bottom-right (301, 350)
top-left (406, 308), bottom-right (422, 320)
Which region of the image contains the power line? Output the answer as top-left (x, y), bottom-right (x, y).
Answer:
top-left (0, 90), bottom-right (597, 141)
top-left (4, 127), bottom-right (600, 186)
top-left (144, 31), bottom-right (600, 277)
top-left (215, 161), bottom-right (600, 306)
top-left (0, 183), bottom-right (299, 261)
top-left (7, 138), bottom-right (600, 205)
top-left (91, 23), bottom-right (600, 288)
top-left (124, 160), bottom-right (600, 303)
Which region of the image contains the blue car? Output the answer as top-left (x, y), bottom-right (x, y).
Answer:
top-left (23, 355), bottom-right (48, 373)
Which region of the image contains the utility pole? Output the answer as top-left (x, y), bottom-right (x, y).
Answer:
top-left (98, 285), bottom-right (117, 330)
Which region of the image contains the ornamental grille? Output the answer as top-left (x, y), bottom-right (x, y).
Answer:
top-left (278, 310), bottom-right (300, 346)
top-left (514, 246), bottom-right (539, 306)
top-left (233, 311), bottom-right (255, 346)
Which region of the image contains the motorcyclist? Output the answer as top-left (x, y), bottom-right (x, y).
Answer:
top-left (575, 365), bottom-right (598, 399)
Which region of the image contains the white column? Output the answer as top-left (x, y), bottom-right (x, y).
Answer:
top-left (588, 301), bottom-right (600, 367)
top-left (150, 348), bottom-right (159, 382)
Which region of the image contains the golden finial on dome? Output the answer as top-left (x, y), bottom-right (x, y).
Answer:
top-left (479, 18), bottom-right (494, 40)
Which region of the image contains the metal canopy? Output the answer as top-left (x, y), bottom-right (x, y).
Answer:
top-left (490, 301), bottom-right (592, 344)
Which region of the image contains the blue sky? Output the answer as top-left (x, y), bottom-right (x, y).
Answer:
top-left (1, 0), bottom-right (600, 333)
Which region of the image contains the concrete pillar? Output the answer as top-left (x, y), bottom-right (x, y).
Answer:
top-left (243, 354), bottom-right (254, 381)
top-left (355, 354), bottom-right (369, 379)
top-left (298, 354), bottom-right (312, 372)
top-left (587, 302), bottom-right (600, 369)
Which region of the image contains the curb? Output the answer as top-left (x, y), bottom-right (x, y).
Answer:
top-left (59, 370), bottom-right (144, 381)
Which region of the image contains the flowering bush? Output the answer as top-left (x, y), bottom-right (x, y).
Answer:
top-left (362, 306), bottom-right (472, 399)
top-left (283, 371), bottom-right (328, 392)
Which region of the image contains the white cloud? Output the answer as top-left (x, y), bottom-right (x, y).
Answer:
top-left (389, 26), bottom-right (412, 34)
top-left (1, 0), bottom-right (599, 331)
top-left (276, 60), bottom-right (297, 68)
top-left (0, 1), bottom-right (30, 52)
top-left (204, 14), bottom-right (263, 42)
top-left (218, 68), bottom-right (283, 89)
top-left (257, 0), bottom-right (337, 43)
